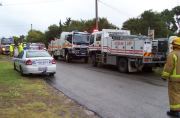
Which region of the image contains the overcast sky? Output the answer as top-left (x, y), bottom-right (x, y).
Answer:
top-left (0, 0), bottom-right (179, 37)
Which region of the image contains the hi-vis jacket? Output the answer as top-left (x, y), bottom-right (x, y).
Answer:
top-left (9, 45), bottom-right (13, 52)
top-left (18, 44), bottom-right (23, 53)
top-left (162, 49), bottom-right (180, 111)
top-left (162, 50), bottom-right (180, 81)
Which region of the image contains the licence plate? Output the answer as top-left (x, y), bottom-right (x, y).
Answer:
top-left (37, 61), bottom-right (49, 65)
top-left (38, 67), bottom-right (47, 71)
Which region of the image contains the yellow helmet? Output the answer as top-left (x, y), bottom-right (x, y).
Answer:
top-left (172, 37), bottom-right (180, 46)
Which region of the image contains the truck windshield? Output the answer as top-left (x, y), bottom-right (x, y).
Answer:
top-left (73, 34), bottom-right (89, 45)
top-left (1, 38), bottom-right (14, 45)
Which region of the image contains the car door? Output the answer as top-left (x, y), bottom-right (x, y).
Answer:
top-left (15, 51), bottom-right (24, 71)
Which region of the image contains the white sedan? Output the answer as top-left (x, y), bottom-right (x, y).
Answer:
top-left (13, 50), bottom-right (56, 76)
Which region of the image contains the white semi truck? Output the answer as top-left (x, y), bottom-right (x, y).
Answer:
top-left (48, 31), bottom-right (90, 63)
top-left (89, 29), bottom-right (168, 72)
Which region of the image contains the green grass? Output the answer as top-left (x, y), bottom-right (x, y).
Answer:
top-left (0, 60), bottom-right (97, 118)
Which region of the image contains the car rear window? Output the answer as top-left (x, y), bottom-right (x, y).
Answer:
top-left (26, 51), bottom-right (51, 58)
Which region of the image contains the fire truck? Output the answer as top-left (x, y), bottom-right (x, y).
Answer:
top-left (0, 37), bottom-right (14, 55)
top-left (48, 31), bottom-right (90, 63)
top-left (89, 29), bottom-right (168, 72)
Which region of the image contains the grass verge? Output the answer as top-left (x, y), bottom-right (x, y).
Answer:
top-left (0, 59), bottom-right (98, 118)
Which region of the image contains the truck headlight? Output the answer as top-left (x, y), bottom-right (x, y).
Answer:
top-left (2, 48), bottom-right (5, 51)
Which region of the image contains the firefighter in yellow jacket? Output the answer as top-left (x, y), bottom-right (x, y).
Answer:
top-left (18, 43), bottom-right (23, 54)
top-left (162, 37), bottom-right (180, 117)
top-left (9, 44), bottom-right (14, 57)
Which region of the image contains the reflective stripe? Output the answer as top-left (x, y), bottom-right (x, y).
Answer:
top-left (172, 54), bottom-right (178, 75)
top-left (170, 54), bottom-right (180, 81)
top-left (170, 104), bottom-right (180, 109)
top-left (170, 75), bottom-right (180, 78)
top-left (10, 45), bottom-right (13, 52)
top-left (162, 71), bottom-right (170, 77)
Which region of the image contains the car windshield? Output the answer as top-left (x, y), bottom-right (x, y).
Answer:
top-left (26, 51), bottom-right (51, 58)
top-left (73, 34), bottom-right (89, 44)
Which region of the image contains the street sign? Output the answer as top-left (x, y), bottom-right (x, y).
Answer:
top-left (148, 29), bottom-right (155, 40)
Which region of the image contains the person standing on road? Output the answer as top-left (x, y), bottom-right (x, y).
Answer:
top-left (9, 44), bottom-right (14, 57)
top-left (162, 37), bottom-right (180, 117)
top-left (18, 43), bottom-right (23, 54)
top-left (14, 45), bottom-right (19, 57)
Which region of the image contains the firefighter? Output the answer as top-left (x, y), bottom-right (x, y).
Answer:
top-left (9, 44), bottom-right (14, 57)
top-left (18, 43), bottom-right (23, 54)
top-left (162, 37), bottom-right (180, 117)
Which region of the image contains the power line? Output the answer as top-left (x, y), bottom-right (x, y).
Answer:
top-left (0, 0), bottom-right (61, 6)
top-left (98, 0), bottom-right (131, 17)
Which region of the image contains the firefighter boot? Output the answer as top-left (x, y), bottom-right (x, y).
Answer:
top-left (167, 110), bottom-right (180, 117)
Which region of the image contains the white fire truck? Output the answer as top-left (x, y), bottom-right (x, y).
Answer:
top-left (89, 29), bottom-right (168, 72)
top-left (48, 31), bottom-right (90, 63)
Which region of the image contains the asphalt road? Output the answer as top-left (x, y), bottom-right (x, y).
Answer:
top-left (47, 61), bottom-right (170, 118)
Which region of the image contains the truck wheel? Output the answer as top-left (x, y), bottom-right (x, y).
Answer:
top-left (118, 58), bottom-right (128, 73)
top-left (92, 55), bottom-right (97, 67)
top-left (84, 57), bottom-right (89, 63)
top-left (65, 53), bottom-right (70, 63)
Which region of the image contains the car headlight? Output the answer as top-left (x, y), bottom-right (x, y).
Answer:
top-left (2, 48), bottom-right (5, 51)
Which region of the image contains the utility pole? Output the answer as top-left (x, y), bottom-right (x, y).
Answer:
top-left (31, 24), bottom-right (32, 32)
top-left (95, 0), bottom-right (98, 30)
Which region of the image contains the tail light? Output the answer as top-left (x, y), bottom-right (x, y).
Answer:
top-left (51, 59), bottom-right (56, 64)
top-left (26, 60), bottom-right (32, 65)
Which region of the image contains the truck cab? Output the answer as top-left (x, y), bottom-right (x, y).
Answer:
top-left (50, 31), bottom-right (90, 63)
top-left (0, 37), bottom-right (14, 55)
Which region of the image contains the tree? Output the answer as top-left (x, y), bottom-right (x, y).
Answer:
top-left (122, 10), bottom-right (169, 38)
top-left (64, 17), bottom-right (72, 26)
top-left (61, 17), bottom-right (118, 33)
top-left (44, 24), bottom-right (61, 46)
top-left (98, 18), bottom-right (118, 30)
top-left (122, 18), bottom-right (141, 34)
top-left (140, 10), bottom-right (168, 37)
top-left (26, 30), bottom-right (45, 43)
top-left (13, 36), bottom-right (19, 45)
top-left (161, 9), bottom-right (174, 31)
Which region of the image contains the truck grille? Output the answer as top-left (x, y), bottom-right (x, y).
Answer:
top-left (75, 48), bottom-right (87, 54)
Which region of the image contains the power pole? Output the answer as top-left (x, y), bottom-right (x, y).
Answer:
top-left (95, 0), bottom-right (98, 30)
top-left (31, 24), bottom-right (32, 32)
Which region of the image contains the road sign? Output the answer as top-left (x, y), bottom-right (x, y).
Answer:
top-left (148, 29), bottom-right (155, 40)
